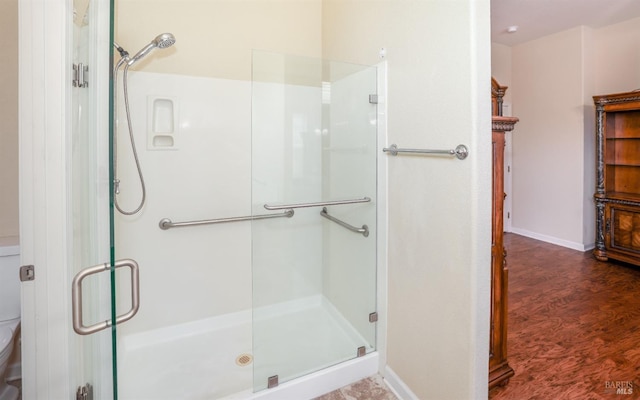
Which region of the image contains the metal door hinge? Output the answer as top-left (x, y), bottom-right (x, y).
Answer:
top-left (76, 383), bottom-right (93, 400)
top-left (73, 63), bottom-right (88, 88)
top-left (369, 94), bottom-right (378, 104)
top-left (20, 265), bottom-right (35, 281)
top-left (267, 375), bottom-right (279, 389)
top-left (369, 312), bottom-right (378, 323)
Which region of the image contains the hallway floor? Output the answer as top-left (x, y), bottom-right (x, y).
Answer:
top-left (490, 234), bottom-right (640, 399)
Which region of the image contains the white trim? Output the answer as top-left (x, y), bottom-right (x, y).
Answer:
top-left (510, 228), bottom-right (594, 252)
top-left (19, 0), bottom-right (73, 398)
top-left (17, 0), bottom-right (37, 397)
top-left (375, 60), bottom-right (389, 376)
top-left (383, 365), bottom-right (419, 400)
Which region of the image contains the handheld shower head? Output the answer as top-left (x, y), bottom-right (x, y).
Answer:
top-left (153, 33), bottom-right (176, 49)
top-left (127, 33), bottom-right (176, 66)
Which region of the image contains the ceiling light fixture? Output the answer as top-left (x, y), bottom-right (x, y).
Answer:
top-left (507, 25), bottom-right (519, 33)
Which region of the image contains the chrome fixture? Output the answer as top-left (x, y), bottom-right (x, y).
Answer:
top-left (72, 63), bottom-right (88, 88)
top-left (127, 33), bottom-right (176, 66)
top-left (264, 197), bottom-right (371, 211)
top-left (320, 207), bottom-right (369, 237)
top-left (113, 41), bottom-right (129, 59)
top-left (382, 143), bottom-right (469, 160)
top-left (112, 33), bottom-right (176, 215)
top-left (72, 259), bottom-right (140, 335)
top-left (159, 209), bottom-right (295, 230)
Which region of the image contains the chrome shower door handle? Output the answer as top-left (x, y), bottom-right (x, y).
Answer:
top-left (72, 259), bottom-right (140, 335)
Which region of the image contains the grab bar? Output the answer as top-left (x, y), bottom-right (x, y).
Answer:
top-left (320, 207), bottom-right (369, 237)
top-left (159, 209), bottom-right (294, 230)
top-left (382, 144), bottom-right (469, 160)
top-left (264, 197), bottom-right (371, 210)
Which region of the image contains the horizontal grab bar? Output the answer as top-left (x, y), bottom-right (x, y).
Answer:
top-left (264, 197), bottom-right (371, 211)
top-left (320, 207), bottom-right (369, 237)
top-left (382, 144), bottom-right (469, 160)
top-left (159, 209), bottom-right (294, 230)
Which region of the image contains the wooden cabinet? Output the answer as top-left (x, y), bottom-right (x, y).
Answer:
top-left (489, 76), bottom-right (518, 388)
top-left (593, 91), bottom-right (640, 266)
top-left (491, 78), bottom-right (507, 116)
top-left (489, 115), bottom-right (518, 388)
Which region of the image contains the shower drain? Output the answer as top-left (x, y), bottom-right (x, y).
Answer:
top-left (236, 353), bottom-right (253, 367)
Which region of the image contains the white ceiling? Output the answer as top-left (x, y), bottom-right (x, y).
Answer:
top-left (491, 0), bottom-right (640, 46)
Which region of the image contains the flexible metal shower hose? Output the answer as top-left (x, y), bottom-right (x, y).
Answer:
top-left (113, 60), bottom-right (147, 215)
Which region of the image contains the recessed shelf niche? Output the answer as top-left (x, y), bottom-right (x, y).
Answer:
top-left (147, 96), bottom-right (178, 150)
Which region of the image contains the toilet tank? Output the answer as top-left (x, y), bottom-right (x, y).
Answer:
top-left (0, 237), bottom-right (21, 321)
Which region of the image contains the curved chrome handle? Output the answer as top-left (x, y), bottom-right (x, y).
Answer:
top-left (72, 259), bottom-right (140, 335)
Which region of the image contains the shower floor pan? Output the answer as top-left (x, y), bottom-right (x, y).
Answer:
top-left (118, 295), bottom-right (376, 400)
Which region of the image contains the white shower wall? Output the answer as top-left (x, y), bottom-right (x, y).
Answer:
top-left (114, 71), bottom-right (324, 335)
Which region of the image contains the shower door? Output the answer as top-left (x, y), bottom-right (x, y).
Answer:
top-left (70, 0), bottom-right (115, 397)
top-left (251, 51), bottom-right (378, 391)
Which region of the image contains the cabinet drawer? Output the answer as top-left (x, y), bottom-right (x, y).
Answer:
top-left (606, 204), bottom-right (640, 253)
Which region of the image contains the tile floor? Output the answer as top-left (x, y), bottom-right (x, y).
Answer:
top-left (313, 375), bottom-right (398, 400)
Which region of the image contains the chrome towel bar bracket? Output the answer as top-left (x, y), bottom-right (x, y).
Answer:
top-left (383, 144), bottom-right (469, 160)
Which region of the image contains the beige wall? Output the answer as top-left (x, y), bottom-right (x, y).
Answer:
top-left (510, 27), bottom-right (592, 248)
top-left (593, 16), bottom-right (640, 94)
top-left (115, 0), bottom-right (322, 80)
top-left (492, 16), bottom-right (640, 250)
top-left (324, 1), bottom-right (491, 399)
top-left (0, 0), bottom-right (19, 239)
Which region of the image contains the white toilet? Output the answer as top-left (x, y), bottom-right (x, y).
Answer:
top-left (0, 240), bottom-right (20, 400)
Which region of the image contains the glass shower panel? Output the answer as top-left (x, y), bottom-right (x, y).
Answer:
top-left (70, 0), bottom-right (114, 397)
top-left (251, 51), bottom-right (377, 392)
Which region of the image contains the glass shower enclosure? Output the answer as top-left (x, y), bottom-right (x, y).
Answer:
top-left (72, 8), bottom-right (379, 393)
top-left (113, 52), bottom-right (378, 398)
top-left (251, 51), bottom-right (378, 391)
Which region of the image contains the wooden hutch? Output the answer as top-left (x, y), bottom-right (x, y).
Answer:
top-left (593, 91), bottom-right (640, 266)
top-left (489, 78), bottom-right (518, 388)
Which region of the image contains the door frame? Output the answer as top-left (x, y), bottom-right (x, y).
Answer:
top-left (19, 0), bottom-right (112, 398)
top-left (19, 0), bottom-right (72, 397)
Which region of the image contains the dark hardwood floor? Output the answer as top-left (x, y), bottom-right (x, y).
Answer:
top-left (489, 233), bottom-right (640, 399)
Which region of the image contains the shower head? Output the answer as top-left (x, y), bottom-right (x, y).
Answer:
top-left (153, 33), bottom-right (176, 49)
top-left (127, 33), bottom-right (176, 66)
